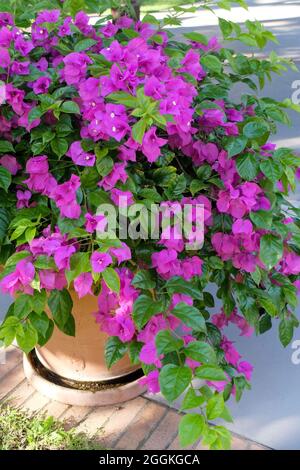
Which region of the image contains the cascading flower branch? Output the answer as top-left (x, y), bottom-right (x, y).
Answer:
top-left (0, 7), bottom-right (300, 450)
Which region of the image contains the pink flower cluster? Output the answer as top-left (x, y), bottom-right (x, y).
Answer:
top-left (152, 249), bottom-right (203, 280)
top-left (216, 182), bottom-right (270, 219)
top-left (207, 308), bottom-right (254, 393)
top-left (24, 155), bottom-right (81, 219)
top-left (212, 223), bottom-right (261, 273)
top-left (94, 268), bottom-right (138, 343)
top-left (212, 308), bottom-right (254, 337)
top-left (0, 259), bottom-right (35, 296)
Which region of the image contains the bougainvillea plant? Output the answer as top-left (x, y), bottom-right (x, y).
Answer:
top-left (0, 5), bottom-right (300, 450)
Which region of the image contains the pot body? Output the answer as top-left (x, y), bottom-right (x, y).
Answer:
top-left (36, 290), bottom-right (138, 382)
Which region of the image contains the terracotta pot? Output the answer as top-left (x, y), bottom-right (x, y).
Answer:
top-left (36, 290), bottom-right (139, 382)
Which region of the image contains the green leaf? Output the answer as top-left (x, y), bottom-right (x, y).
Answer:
top-left (201, 55), bottom-right (222, 74)
top-left (31, 290), bottom-right (47, 315)
top-left (74, 38), bottom-right (97, 51)
top-left (279, 317), bottom-right (294, 347)
top-left (260, 159), bottom-right (283, 182)
top-left (29, 311), bottom-right (53, 345)
top-left (153, 166), bottom-right (177, 187)
top-left (132, 270), bottom-right (156, 290)
top-left (250, 210), bottom-right (272, 229)
top-left (0, 316), bottom-right (19, 347)
top-left (165, 277), bottom-right (202, 300)
top-left (61, 101), bottom-right (80, 114)
top-left (66, 252), bottom-right (91, 285)
top-left (107, 91), bottom-right (138, 108)
top-left (266, 106), bottom-right (290, 124)
top-left (34, 255), bottom-right (57, 270)
top-left (128, 341), bottom-right (143, 365)
top-left (181, 388), bottom-right (205, 411)
top-left (238, 33), bottom-right (258, 47)
top-left (220, 405), bottom-right (234, 423)
top-left (28, 106), bottom-right (43, 123)
top-left (257, 292), bottom-right (278, 317)
top-left (102, 267), bottom-right (120, 294)
top-left (0, 208), bottom-right (9, 241)
top-left (159, 364), bottom-right (192, 402)
top-left (48, 289), bottom-right (74, 335)
top-left (0, 167), bottom-right (12, 192)
top-left (207, 323), bottom-right (222, 347)
top-left (219, 18), bottom-right (233, 38)
top-left (243, 119), bottom-right (270, 139)
top-left (234, 376), bottom-right (247, 402)
top-left (64, 0), bottom-right (86, 17)
top-left (16, 323), bottom-right (38, 354)
top-left (225, 136), bottom-right (247, 158)
top-left (57, 214), bottom-right (85, 235)
top-left (259, 234), bottom-right (283, 269)
top-left (96, 155), bottom-right (113, 177)
top-left (203, 292), bottom-right (215, 308)
top-left (206, 394), bottom-right (225, 420)
top-left (190, 179), bottom-right (206, 196)
top-left (184, 341), bottom-right (217, 365)
top-left (155, 330), bottom-right (184, 355)
top-left (195, 365), bottom-right (227, 381)
top-left (133, 295), bottom-right (164, 329)
top-left (164, 174), bottom-right (186, 199)
top-left (25, 227), bottom-right (36, 243)
top-left (0, 140), bottom-right (14, 153)
top-left (179, 414), bottom-right (205, 448)
top-left (151, 33), bottom-right (164, 44)
top-left (60, 313), bottom-right (75, 336)
top-left (131, 118), bottom-right (148, 144)
top-left (105, 336), bottom-right (127, 369)
top-left (5, 250), bottom-right (30, 268)
top-left (259, 313), bottom-right (272, 334)
top-left (14, 294), bottom-right (32, 319)
top-left (52, 86), bottom-right (76, 100)
top-left (50, 138), bottom-right (68, 158)
top-left (171, 302), bottom-right (206, 333)
top-left (184, 32), bottom-right (208, 45)
top-left (236, 153), bottom-right (259, 180)
top-left (251, 266), bottom-right (262, 286)
top-left (10, 224), bottom-right (27, 241)
top-left (139, 188), bottom-right (162, 202)
top-left (275, 148), bottom-right (300, 167)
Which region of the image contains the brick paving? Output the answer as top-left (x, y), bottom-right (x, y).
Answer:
top-left (0, 346), bottom-right (269, 450)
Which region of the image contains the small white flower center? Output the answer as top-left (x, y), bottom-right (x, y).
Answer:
top-left (110, 112), bottom-right (115, 118)
top-left (112, 126), bottom-right (117, 132)
top-left (172, 101), bottom-right (177, 106)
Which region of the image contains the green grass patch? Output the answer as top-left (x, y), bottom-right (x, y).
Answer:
top-left (0, 404), bottom-right (102, 450)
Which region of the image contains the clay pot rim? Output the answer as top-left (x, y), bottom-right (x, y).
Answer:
top-left (23, 352), bottom-right (146, 407)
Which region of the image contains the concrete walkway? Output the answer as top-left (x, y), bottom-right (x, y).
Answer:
top-left (0, 346), bottom-right (268, 450)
